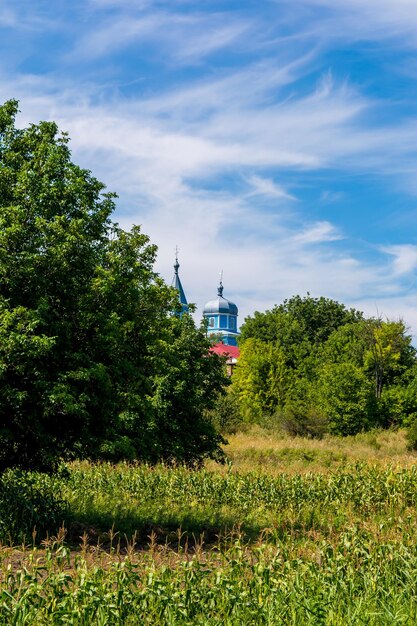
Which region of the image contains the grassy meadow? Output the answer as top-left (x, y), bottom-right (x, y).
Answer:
top-left (2, 429), bottom-right (417, 624)
top-left (215, 427), bottom-right (417, 473)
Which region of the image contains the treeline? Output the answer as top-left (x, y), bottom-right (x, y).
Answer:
top-left (219, 295), bottom-right (417, 441)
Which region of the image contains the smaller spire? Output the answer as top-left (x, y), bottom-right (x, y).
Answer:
top-left (218, 270), bottom-right (224, 297)
top-left (174, 245), bottom-right (179, 274)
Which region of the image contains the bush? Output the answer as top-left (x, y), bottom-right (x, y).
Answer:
top-left (378, 385), bottom-right (417, 428)
top-left (274, 403), bottom-right (327, 439)
top-left (406, 421), bottom-right (417, 451)
top-left (0, 469), bottom-right (69, 544)
top-left (207, 391), bottom-right (244, 435)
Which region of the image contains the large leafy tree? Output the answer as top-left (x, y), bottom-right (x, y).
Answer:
top-left (240, 295), bottom-right (362, 346)
top-left (0, 100), bottom-right (227, 470)
top-left (235, 295), bottom-right (363, 418)
top-left (240, 295), bottom-right (362, 372)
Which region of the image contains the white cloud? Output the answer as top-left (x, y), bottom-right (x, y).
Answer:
top-left (293, 221), bottom-right (343, 244)
top-left (173, 21), bottom-right (251, 63)
top-left (282, 0), bottom-right (417, 47)
top-left (2, 0), bottom-right (417, 336)
top-left (320, 190), bottom-right (345, 202)
top-left (2, 66), bottom-right (415, 330)
top-left (382, 244), bottom-right (417, 277)
top-left (68, 15), bottom-right (163, 60)
top-left (0, 1), bottom-right (63, 32)
top-left (69, 10), bottom-right (251, 64)
top-left (246, 175), bottom-right (295, 200)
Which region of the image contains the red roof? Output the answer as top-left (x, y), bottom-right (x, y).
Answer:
top-left (210, 342), bottom-right (240, 359)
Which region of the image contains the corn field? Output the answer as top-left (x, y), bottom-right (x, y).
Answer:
top-left (2, 450), bottom-right (417, 623)
top-left (1, 519), bottom-right (417, 624)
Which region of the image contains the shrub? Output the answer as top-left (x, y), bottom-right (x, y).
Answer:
top-left (406, 420), bottom-right (417, 451)
top-left (275, 403), bottom-right (327, 439)
top-left (207, 391), bottom-right (243, 434)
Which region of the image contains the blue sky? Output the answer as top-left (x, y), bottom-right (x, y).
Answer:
top-left (2, 0), bottom-right (417, 334)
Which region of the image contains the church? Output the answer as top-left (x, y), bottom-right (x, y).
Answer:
top-left (172, 255), bottom-right (240, 375)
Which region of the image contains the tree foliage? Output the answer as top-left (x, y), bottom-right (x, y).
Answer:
top-left (0, 100), bottom-right (227, 470)
top-left (313, 361), bottom-right (377, 436)
top-left (233, 338), bottom-right (290, 420)
top-left (233, 294), bottom-right (417, 436)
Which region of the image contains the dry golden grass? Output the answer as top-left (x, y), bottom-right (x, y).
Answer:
top-left (207, 427), bottom-right (417, 474)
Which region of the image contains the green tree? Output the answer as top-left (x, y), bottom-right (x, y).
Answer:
top-left (235, 295), bottom-right (363, 422)
top-left (361, 319), bottom-right (415, 398)
top-left (235, 294), bottom-right (416, 436)
top-left (205, 388), bottom-right (243, 435)
top-left (241, 295), bottom-right (362, 349)
top-left (148, 314), bottom-right (227, 465)
top-left (318, 321), bottom-right (368, 368)
top-left (233, 338), bottom-right (291, 421)
top-left (313, 362), bottom-right (377, 436)
top-left (314, 318), bottom-right (416, 430)
top-left (0, 100), bottom-right (227, 470)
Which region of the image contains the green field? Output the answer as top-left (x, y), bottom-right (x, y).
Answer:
top-left (2, 430), bottom-right (417, 625)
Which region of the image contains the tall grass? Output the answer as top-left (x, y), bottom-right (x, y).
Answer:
top-left (215, 427), bottom-right (415, 474)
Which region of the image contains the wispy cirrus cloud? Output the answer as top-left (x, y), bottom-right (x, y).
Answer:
top-left (0, 3), bottom-right (60, 32)
top-left (1, 0), bottom-right (417, 331)
top-left (68, 15), bottom-right (165, 61)
top-left (1, 61), bottom-right (414, 322)
top-left (246, 175), bottom-right (295, 200)
top-left (0, 6), bottom-right (17, 28)
top-left (68, 10), bottom-right (252, 65)
top-left (281, 0), bottom-right (417, 48)
top-left (293, 221), bottom-right (343, 245)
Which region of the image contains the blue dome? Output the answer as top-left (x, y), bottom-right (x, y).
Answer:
top-left (203, 283), bottom-right (238, 316)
